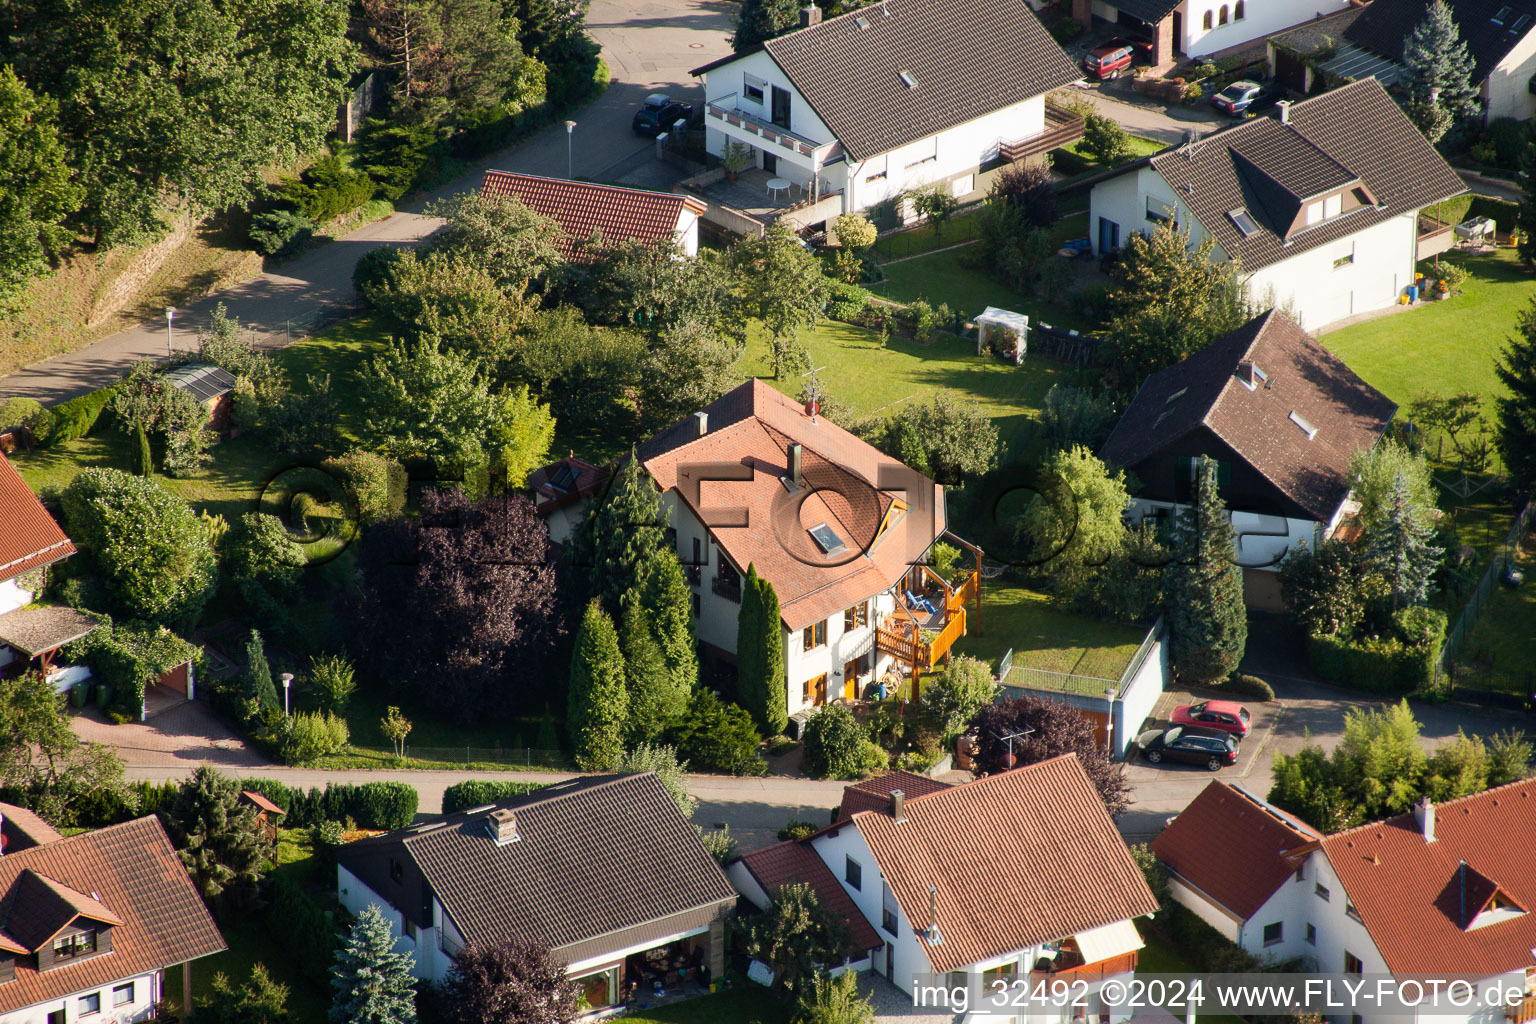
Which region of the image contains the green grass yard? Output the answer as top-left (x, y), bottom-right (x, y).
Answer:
top-left (619, 989), bottom-right (794, 1024)
top-left (1458, 541), bottom-right (1536, 695)
top-left (955, 583), bottom-right (1147, 682)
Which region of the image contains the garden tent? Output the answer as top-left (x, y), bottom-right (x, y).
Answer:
top-left (976, 307), bottom-right (1029, 364)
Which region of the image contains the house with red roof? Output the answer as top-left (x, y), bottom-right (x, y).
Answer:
top-left (0, 451), bottom-right (92, 680)
top-left (729, 756), bottom-right (1158, 1005)
top-left (0, 808), bottom-right (226, 1022)
top-left (480, 170), bottom-right (707, 257)
top-left (636, 378), bottom-right (981, 722)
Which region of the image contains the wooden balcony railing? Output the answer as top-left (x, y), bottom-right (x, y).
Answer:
top-left (1032, 950), bottom-right (1139, 984)
top-left (948, 571), bottom-right (978, 614)
top-left (875, 605), bottom-right (967, 672)
top-left (999, 105), bottom-right (1086, 163)
top-left (1508, 994), bottom-right (1536, 1023)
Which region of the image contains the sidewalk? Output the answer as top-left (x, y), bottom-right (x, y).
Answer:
top-left (0, 0), bottom-right (734, 405)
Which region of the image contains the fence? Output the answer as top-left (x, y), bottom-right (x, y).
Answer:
top-left (1032, 323), bottom-right (1101, 366)
top-left (1441, 500), bottom-right (1533, 673)
top-left (998, 617), bottom-right (1165, 700)
top-left (353, 745), bottom-right (571, 768)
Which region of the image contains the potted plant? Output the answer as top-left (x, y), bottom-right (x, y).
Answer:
top-left (721, 141), bottom-right (753, 181)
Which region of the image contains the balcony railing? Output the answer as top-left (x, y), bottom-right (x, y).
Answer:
top-left (684, 563), bottom-right (702, 587)
top-left (1031, 950), bottom-right (1139, 983)
top-left (711, 575), bottom-right (742, 603)
top-left (706, 94), bottom-right (828, 158)
top-left (999, 104), bottom-right (1086, 163)
top-left (1508, 994), bottom-right (1536, 1023)
top-left (875, 605), bottom-right (966, 672)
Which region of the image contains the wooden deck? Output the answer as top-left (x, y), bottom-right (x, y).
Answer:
top-left (875, 570), bottom-right (978, 683)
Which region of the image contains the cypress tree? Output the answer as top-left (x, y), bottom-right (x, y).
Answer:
top-left (329, 903), bottom-right (417, 1024)
top-left (640, 550), bottom-right (698, 707)
top-left (572, 452), bottom-right (669, 613)
top-left (619, 590), bottom-right (673, 744)
top-left (243, 630), bottom-right (280, 712)
top-left (1495, 298), bottom-right (1536, 491)
top-left (1402, 0), bottom-right (1479, 140)
top-left (1164, 457), bottom-right (1247, 683)
top-left (567, 599), bottom-right (628, 771)
top-left (737, 564), bottom-right (787, 735)
top-left (1366, 470), bottom-right (1444, 609)
top-left (135, 424), bottom-right (152, 477)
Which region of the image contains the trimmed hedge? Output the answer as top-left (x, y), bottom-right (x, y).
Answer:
top-left (266, 872), bottom-right (339, 988)
top-left (1469, 194), bottom-right (1519, 232)
top-left (441, 779), bottom-right (548, 814)
top-left (233, 778), bottom-right (419, 830)
top-left (1223, 673), bottom-right (1276, 702)
top-left (1305, 607), bottom-right (1446, 693)
top-left (46, 385), bottom-right (118, 445)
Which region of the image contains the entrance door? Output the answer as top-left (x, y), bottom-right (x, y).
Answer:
top-left (885, 943), bottom-right (894, 976)
top-left (1098, 217), bottom-right (1120, 253)
top-left (762, 152), bottom-right (777, 174)
top-left (843, 659), bottom-right (861, 700)
top-left (1171, 10), bottom-right (1183, 52)
top-left (771, 86), bottom-right (791, 128)
top-left (805, 673), bottom-right (827, 706)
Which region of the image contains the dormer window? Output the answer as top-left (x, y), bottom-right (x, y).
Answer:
top-left (1305, 193), bottom-right (1344, 226)
top-left (52, 928), bottom-right (96, 961)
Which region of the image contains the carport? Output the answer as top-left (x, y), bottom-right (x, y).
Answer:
top-left (1072, 0), bottom-right (1182, 66)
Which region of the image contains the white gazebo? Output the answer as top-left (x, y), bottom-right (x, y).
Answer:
top-left (976, 307), bottom-right (1029, 364)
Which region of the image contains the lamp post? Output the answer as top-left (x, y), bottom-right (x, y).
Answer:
top-left (565, 120), bottom-right (577, 179)
top-left (281, 673), bottom-right (293, 717)
top-left (165, 307), bottom-right (175, 357)
top-left (1104, 687), bottom-right (1117, 756)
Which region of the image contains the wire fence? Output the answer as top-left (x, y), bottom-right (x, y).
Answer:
top-left (1441, 501), bottom-right (1532, 674)
top-left (351, 745), bottom-right (572, 768)
top-left (998, 618), bottom-right (1164, 700)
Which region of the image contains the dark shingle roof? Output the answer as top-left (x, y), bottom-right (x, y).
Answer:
top-left (480, 171), bottom-right (705, 258)
top-left (1346, 0), bottom-right (1536, 83)
top-left (1150, 79), bottom-right (1464, 272)
top-left (1100, 309), bottom-right (1397, 520)
top-left (756, 0), bottom-right (1081, 161)
top-left (1108, 0), bottom-right (1184, 24)
top-left (343, 773), bottom-right (736, 955)
top-left (0, 816), bottom-right (226, 1014)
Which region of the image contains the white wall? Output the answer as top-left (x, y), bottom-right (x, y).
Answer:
top-left (0, 971), bottom-right (161, 1024)
top-left (337, 865), bottom-right (457, 982)
top-left (809, 823), bottom-right (931, 992)
top-left (1132, 499), bottom-right (1319, 572)
top-left (675, 211), bottom-right (701, 257)
top-left (0, 578), bottom-right (32, 616)
top-left (1486, 30), bottom-right (1536, 122)
top-left (1114, 626), bottom-right (1167, 754)
top-left (1181, 0), bottom-right (1350, 58)
top-left (783, 593), bottom-right (897, 717)
top-left (1245, 212), bottom-right (1415, 330)
top-left (1089, 166), bottom-right (1216, 256)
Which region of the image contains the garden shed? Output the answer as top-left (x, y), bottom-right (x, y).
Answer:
top-left (164, 361), bottom-right (237, 433)
top-left (976, 307), bottom-right (1029, 364)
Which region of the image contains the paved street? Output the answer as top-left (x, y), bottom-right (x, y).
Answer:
top-left (0, 0), bottom-right (735, 405)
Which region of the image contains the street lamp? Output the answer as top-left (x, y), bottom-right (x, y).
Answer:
top-left (165, 307), bottom-right (175, 357)
top-left (281, 673), bottom-right (293, 716)
top-left (1104, 687), bottom-right (1117, 756)
top-left (565, 120), bottom-right (577, 179)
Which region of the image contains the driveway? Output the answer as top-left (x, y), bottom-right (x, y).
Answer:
top-left (1060, 80), bottom-right (1224, 145)
top-left (0, 0), bottom-right (735, 405)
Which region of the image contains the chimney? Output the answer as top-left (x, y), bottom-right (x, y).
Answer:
top-left (1238, 361), bottom-right (1258, 387)
top-left (800, 2), bottom-right (822, 26)
top-left (889, 789), bottom-right (906, 821)
top-left (486, 808), bottom-right (520, 845)
top-left (926, 887), bottom-right (944, 945)
top-left (1415, 796), bottom-right (1436, 842)
top-left (1277, 100), bottom-right (1291, 124)
top-left (693, 410), bottom-right (709, 438)
top-left (788, 442), bottom-right (803, 488)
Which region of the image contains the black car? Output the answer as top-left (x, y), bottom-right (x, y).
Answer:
top-left (632, 93), bottom-right (693, 136)
top-left (1210, 79), bottom-right (1284, 117)
top-left (1135, 725), bottom-right (1239, 770)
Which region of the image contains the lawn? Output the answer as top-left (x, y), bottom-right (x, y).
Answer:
top-left (1135, 922), bottom-right (1244, 1024)
top-left (954, 583), bottom-right (1148, 682)
top-left (620, 989), bottom-right (793, 1024)
top-left (872, 211), bottom-right (1094, 331)
top-left (741, 319), bottom-right (1067, 454)
top-left (1458, 540), bottom-right (1536, 695)
top-left (1320, 248), bottom-right (1533, 435)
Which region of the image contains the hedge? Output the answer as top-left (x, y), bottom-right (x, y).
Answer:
top-left (1222, 673), bottom-right (1276, 702)
top-left (441, 779), bottom-right (547, 814)
top-left (1305, 607), bottom-right (1446, 693)
top-left (234, 779), bottom-right (419, 830)
top-left (46, 385), bottom-right (118, 445)
top-left (266, 872), bottom-right (339, 988)
top-left (1469, 194), bottom-right (1519, 232)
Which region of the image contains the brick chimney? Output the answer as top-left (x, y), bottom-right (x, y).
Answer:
top-left (889, 789), bottom-right (906, 821)
top-left (1414, 796), bottom-right (1436, 842)
top-left (800, 3), bottom-right (822, 26)
top-left (486, 808), bottom-right (520, 846)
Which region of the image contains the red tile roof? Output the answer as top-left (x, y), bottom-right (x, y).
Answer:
top-left (837, 771), bottom-right (951, 820)
top-left (0, 450), bottom-right (74, 583)
top-left (0, 816), bottom-right (226, 1013)
top-left (738, 840), bottom-right (884, 955)
top-left (851, 755), bottom-right (1158, 973)
top-left (0, 801), bottom-right (63, 853)
top-left (1150, 781), bottom-right (1320, 920)
top-left (239, 791), bottom-right (285, 816)
top-left (640, 379), bottom-right (946, 631)
top-left (480, 171), bottom-right (705, 258)
top-left (1321, 781), bottom-right (1536, 975)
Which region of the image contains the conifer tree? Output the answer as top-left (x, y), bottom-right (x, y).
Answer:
top-left (640, 551), bottom-right (698, 708)
top-left (329, 903), bottom-right (417, 1024)
top-left (1164, 457), bottom-right (1247, 683)
top-left (1402, 0), bottom-right (1479, 140)
top-left (737, 565), bottom-right (787, 735)
top-left (162, 766), bottom-right (269, 917)
top-left (619, 590), bottom-right (673, 744)
top-left (567, 600), bottom-right (628, 770)
top-left (571, 452), bottom-right (669, 613)
top-left (1495, 297), bottom-right (1536, 491)
top-left (1367, 470), bottom-right (1444, 609)
top-left (243, 630), bottom-right (280, 713)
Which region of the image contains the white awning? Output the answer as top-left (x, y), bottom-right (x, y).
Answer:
top-left (1074, 918), bottom-right (1144, 965)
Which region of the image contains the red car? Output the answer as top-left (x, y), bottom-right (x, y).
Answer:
top-left (1082, 40), bottom-right (1136, 80)
top-left (1171, 700), bottom-right (1252, 736)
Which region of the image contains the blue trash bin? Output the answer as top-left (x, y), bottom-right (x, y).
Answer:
top-left (1406, 285), bottom-right (1419, 303)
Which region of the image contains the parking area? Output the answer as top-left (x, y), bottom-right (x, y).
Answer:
top-left (1121, 686), bottom-right (1283, 783)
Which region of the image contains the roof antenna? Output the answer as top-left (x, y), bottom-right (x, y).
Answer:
top-left (799, 364), bottom-right (828, 423)
top-left (1183, 129), bottom-right (1200, 160)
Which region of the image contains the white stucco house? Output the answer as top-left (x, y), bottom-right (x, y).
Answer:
top-left (480, 170), bottom-right (707, 256)
top-left (1069, 0), bottom-right (1350, 64)
top-left (1153, 780), bottom-right (1536, 1024)
top-left (689, 0), bottom-right (1084, 223)
top-left (1344, 0), bottom-right (1536, 123)
top-left (637, 378), bottom-right (980, 721)
top-left (1088, 78), bottom-right (1467, 330)
top-left (1099, 308), bottom-right (1397, 608)
top-left (728, 756), bottom-right (1159, 1015)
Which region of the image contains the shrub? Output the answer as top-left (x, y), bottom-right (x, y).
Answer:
top-left (162, 427), bottom-right (215, 477)
top-left (352, 244), bottom-right (411, 303)
top-left (0, 396), bottom-right (51, 443)
top-left (802, 705), bottom-right (887, 780)
top-left (922, 655), bottom-right (999, 739)
top-left (832, 212), bottom-right (877, 251)
top-left (696, 824), bottom-right (739, 866)
top-left (1048, 16), bottom-right (1084, 42)
top-left (1224, 673), bottom-right (1276, 701)
top-left (266, 871), bottom-right (338, 988)
top-left (1482, 117), bottom-right (1531, 169)
top-left (358, 119), bottom-right (442, 201)
top-left (1305, 606), bottom-right (1447, 693)
top-left (307, 654), bottom-right (357, 713)
top-left (321, 449), bottom-right (407, 525)
top-left (1081, 111), bottom-right (1133, 166)
top-left (278, 156), bottom-right (375, 223)
top-left (777, 818), bottom-right (818, 841)
top-left (1129, 842), bottom-right (1169, 907)
top-left (441, 780), bottom-right (547, 814)
top-left (665, 690), bottom-right (766, 777)
top-left (248, 209), bottom-right (313, 257)
top-left (46, 385), bottom-right (119, 445)
top-left (278, 710), bottom-right (349, 764)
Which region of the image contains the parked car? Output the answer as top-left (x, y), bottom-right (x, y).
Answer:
top-left (1170, 699), bottom-right (1252, 736)
top-left (1135, 725), bottom-right (1239, 770)
top-left (1210, 80), bottom-right (1283, 117)
top-left (1082, 40), bottom-right (1137, 80)
top-left (632, 93), bottom-right (694, 136)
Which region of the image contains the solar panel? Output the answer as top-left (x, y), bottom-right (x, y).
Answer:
top-left (548, 464), bottom-right (577, 491)
top-left (808, 523), bottom-right (846, 555)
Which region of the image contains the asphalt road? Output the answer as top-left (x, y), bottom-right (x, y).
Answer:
top-left (0, 0), bottom-right (737, 405)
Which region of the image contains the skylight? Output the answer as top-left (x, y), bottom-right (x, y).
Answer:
top-left (898, 70), bottom-right (918, 88)
top-left (1165, 386), bottom-right (1188, 405)
top-left (855, 13), bottom-right (869, 27)
top-left (1512, 13), bottom-right (1531, 31)
top-left (1229, 208), bottom-right (1259, 236)
top-left (548, 464), bottom-right (577, 492)
top-left (1289, 410), bottom-right (1318, 440)
top-left (808, 523), bottom-right (846, 555)
top-left (1492, 5), bottom-right (1513, 22)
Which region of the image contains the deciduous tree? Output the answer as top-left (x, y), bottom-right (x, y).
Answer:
top-left (1163, 456), bottom-right (1246, 683)
top-left (1347, 438), bottom-right (1437, 530)
top-left (969, 694), bottom-right (1128, 816)
top-left (0, 672), bottom-right (129, 826)
top-left (732, 0), bottom-right (801, 50)
top-left (0, 67), bottom-right (81, 307)
top-left (1495, 297), bottom-right (1536, 491)
top-left (745, 883), bottom-right (850, 997)
top-left (424, 192), bottom-right (564, 299)
top-left (441, 938), bottom-right (576, 1024)
top-left (728, 223), bottom-right (826, 348)
top-left (1018, 445), bottom-right (1131, 608)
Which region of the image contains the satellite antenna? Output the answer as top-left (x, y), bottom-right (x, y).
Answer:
top-left (800, 364), bottom-right (829, 423)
